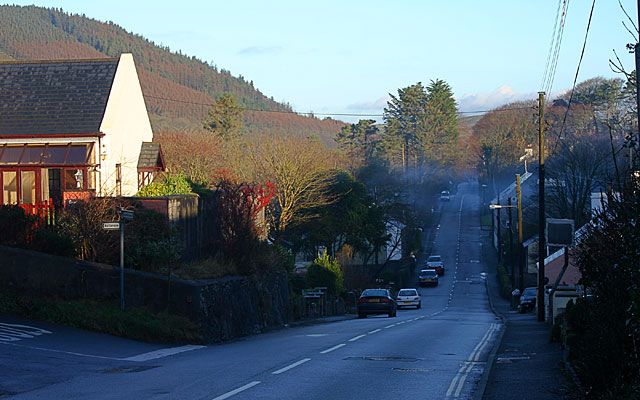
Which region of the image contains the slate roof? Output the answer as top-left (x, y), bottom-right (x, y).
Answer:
top-left (0, 58), bottom-right (119, 136)
top-left (137, 142), bottom-right (165, 170)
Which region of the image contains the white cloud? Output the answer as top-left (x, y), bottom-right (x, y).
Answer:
top-left (457, 85), bottom-right (536, 112)
top-left (346, 95), bottom-right (390, 111)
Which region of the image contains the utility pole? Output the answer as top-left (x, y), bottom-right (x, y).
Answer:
top-left (537, 92), bottom-right (546, 322)
top-left (635, 0), bottom-right (640, 172)
top-left (497, 194), bottom-right (502, 262)
top-left (508, 196), bottom-right (514, 286)
top-left (516, 174), bottom-right (524, 292)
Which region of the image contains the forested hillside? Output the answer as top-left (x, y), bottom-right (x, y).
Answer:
top-left (0, 5), bottom-right (343, 141)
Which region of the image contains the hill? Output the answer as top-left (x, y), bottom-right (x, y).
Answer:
top-left (0, 5), bottom-right (344, 143)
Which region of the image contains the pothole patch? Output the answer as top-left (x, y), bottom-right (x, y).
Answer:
top-left (345, 356), bottom-right (420, 362)
top-left (102, 365), bottom-right (159, 374)
top-left (393, 367), bottom-right (434, 372)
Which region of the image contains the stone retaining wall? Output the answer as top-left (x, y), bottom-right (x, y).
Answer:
top-left (0, 245), bottom-right (290, 342)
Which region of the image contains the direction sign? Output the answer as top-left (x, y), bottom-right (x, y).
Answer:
top-left (119, 209), bottom-right (134, 221)
top-left (102, 222), bottom-right (120, 230)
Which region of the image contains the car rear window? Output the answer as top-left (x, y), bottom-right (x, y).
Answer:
top-left (428, 256), bottom-right (441, 262)
top-left (398, 290), bottom-right (417, 296)
top-left (420, 270), bottom-right (437, 277)
top-left (523, 288), bottom-right (537, 296)
top-left (362, 289), bottom-right (388, 297)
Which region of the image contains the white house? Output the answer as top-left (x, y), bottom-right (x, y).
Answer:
top-left (0, 54), bottom-right (164, 207)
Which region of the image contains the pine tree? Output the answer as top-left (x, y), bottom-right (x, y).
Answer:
top-left (422, 79), bottom-right (459, 166)
top-left (203, 93), bottom-right (243, 140)
top-left (382, 83), bottom-right (428, 170)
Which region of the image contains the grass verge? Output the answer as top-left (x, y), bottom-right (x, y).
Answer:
top-left (0, 287), bottom-right (203, 344)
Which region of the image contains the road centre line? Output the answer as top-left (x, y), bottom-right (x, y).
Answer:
top-left (272, 358), bottom-right (311, 375)
top-left (320, 343), bottom-right (346, 354)
top-left (211, 381), bottom-right (261, 400)
top-left (348, 334), bottom-right (366, 342)
top-left (368, 328), bottom-right (382, 334)
top-left (384, 324), bottom-right (396, 329)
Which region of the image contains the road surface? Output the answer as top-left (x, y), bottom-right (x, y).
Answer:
top-left (0, 181), bottom-right (502, 399)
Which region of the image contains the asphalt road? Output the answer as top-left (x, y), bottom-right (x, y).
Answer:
top-left (1, 181), bottom-right (502, 399)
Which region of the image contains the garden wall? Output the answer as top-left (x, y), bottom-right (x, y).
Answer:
top-left (0, 245), bottom-right (290, 342)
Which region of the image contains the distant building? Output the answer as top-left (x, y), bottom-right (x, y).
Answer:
top-left (0, 54), bottom-right (164, 207)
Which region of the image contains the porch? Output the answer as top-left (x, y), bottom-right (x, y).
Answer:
top-left (0, 143), bottom-right (96, 207)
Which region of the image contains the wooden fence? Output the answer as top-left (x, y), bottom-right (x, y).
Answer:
top-left (19, 200), bottom-right (56, 226)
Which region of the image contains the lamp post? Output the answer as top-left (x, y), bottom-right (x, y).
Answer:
top-left (490, 202), bottom-right (520, 286)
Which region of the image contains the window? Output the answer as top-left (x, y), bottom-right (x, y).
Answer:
top-left (115, 164), bottom-right (122, 196)
top-left (20, 171), bottom-right (36, 205)
top-left (2, 171), bottom-right (17, 204)
top-left (64, 169), bottom-right (84, 190)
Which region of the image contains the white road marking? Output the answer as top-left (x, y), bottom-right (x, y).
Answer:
top-left (272, 358), bottom-right (311, 375)
top-left (1, 341), bottom-right (205, 362)
top-left (348, 334), bottom-right (366, 342)
top-left (122, 345), bottom-right (205, 362)
top-left (368, 328), bottom-right (381, 334)
top-left (320, 343), bottom-right (346, 354)
top-left (453, 362), bottom-right (475, 397)
top-left (446, 362), bottom-right (474, 397)
top-left (384, 324), bottom-right (396, 329)
top-left (0, 322), bottom-right (51, 342)
top-left (211, 381), bottom-right (261, 400)
top-left (446, 323), bottom-right (500, 397)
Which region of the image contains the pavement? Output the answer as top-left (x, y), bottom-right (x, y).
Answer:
top-left (482, 225), bottom-right (579, 399)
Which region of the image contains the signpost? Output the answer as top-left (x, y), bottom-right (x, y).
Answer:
top-left (102, 222), bottom-right (120, 230)
top-left (103, 207), bottom-right (134, 311)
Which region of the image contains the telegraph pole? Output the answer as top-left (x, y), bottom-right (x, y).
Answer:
top-left (516, 174), bottom-right (524, 292)
top-left (508, 196), bottom-right (514, 286)
top-left (635, 0), bottom-right (640, 171)
top-left (537, 92), bottom-right (546, 322)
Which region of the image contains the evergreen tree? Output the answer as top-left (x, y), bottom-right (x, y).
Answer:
top-left (336, 119), bottom-right (378, 166)
top-left (203, 93), bottom-right (243, 140)
top-left (382, 83), bottom-right (428, 170)
top-left (422, 79), bottom-right (459, 165)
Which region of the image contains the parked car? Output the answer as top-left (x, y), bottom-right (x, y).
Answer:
top-left (518, 287), bottom-right (537, 313)
top-left (426, 255), bottom-right (445, 276)
top-left (418, 269), bottom-right (439, 287)
top-left (357, 289), bottom-right (397, 318)
top-left (440, 190), bottom-right (451, 201)
top-left (396, 288), bottom-right (421, 309)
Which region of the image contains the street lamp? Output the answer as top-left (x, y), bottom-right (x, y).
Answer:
top-left (490, 202), bottom-right (522, 290)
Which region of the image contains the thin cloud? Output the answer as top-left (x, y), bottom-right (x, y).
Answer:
top-left (238, 46), bottom-right (283, 56)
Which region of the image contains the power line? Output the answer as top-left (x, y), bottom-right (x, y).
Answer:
top-left (542, 0), bottom-right (571, 94)
top-left (541, 0), bottom-right (565, 90)
top-left (552, 0), bottom-right (597, 155)
top-left (145, 94), bottom-right (534, 118)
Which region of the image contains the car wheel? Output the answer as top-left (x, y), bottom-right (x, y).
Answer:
top-left (358, 313), bottom-right (367, 319)
top-left (417, 303), bottom-right (421, 309)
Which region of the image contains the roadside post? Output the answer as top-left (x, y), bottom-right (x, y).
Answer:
top-left (516, 174), bottom-right (524, 291)
top-left (104, 208), bottom-right (134, 311)
top-left (546, 218), bottom-right (574, 322)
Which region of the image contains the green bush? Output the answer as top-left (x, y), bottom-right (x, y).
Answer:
top-left (0, 287), bottom-right (202, 344)
top-left (496, 261), bottom-right (512, 299)
top-left (306, 250), bottom-right (344, 294)
top-left (136, 173), bottom-right (193, 197)
top-left (0, 205), bottom-right (37, 246)
top-left (29, 227), bottom-right (75, 257)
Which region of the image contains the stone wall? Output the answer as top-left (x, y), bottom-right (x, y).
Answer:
top-left (0, 245), bottom-right (290, 342)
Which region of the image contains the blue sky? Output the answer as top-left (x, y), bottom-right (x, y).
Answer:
top-left (6, 1), bottom-right (638, 120)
